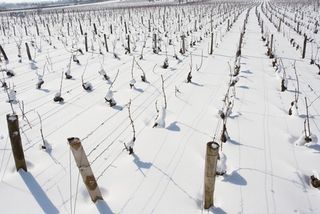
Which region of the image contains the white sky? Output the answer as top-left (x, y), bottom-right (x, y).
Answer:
top-left (1, 0), bottom-right (54, 3)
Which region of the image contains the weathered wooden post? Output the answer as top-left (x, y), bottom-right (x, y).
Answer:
top-left (36, 24), bottom-right (39, 36)
top-left (85, 33), bottom-right (88, 52)
top-left (227, 19), bottom-right (230, 31)
top-left (2, 25), bottom-right (6, 36)
top-left (0, 45), bottom-right (9, 62)
top-left (153, 33), bottom-right (157, 52)
top-left (24, 26), bottom-right (28, 36)
top-left (127, 35), bottom-right (131, 54)
top-left (25, 43), bottom-right (32, 61)
top-left (110, 24), bottom-right (113, 34)
top-left (68, 137), bottom-right (103, 203)
top-left (278, 19), bottom-right (281, 32)
top-left (236, 32), bottom-right (243, 57)
top-left (302, 34), bottom-right (307, 59)
top-left (181, 34), bottom-right (186, 54)
top-left (270, 34), bottom-right (274, 52)
top-left (124, 21), bottom-right (128, 35)
top-left (204, 141), bottom-right (219, 209)
top-left (93, 23), bottom-right (97, 35)
top-left (79, 21), bottom-right (83, 35)
top-left (104, 34), bottom-right (109, 52)
top-left (209, 32), bottom-right (214, 55)
top-left (7, 114), bottom-right (27, 172)
top-left (46, 24), bottom-right (51, 36)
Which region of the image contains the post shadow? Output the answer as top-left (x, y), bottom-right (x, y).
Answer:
top-left (19, 170), bottom-right (59, 214)
top-left (95, 199), bottom-right (113, 214)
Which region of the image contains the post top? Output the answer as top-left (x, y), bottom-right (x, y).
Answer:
top-left (6, 114), bottom-right (18, 121)
top-left (68, 137), bottom-right (81, 149)
top-left (207, 141), bottom-right (219, 149)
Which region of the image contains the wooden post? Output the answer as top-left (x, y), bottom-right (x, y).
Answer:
top-left (227, 19), bottom-right (230, 31)
top-left (104, 34), bottom-right (109, 52)
top-left (110, 24), bottom-right (113, 34)
top-left (236, 33), bottom-right (243, 57)
top-left (124, 21), bottom-right (128, 35)
top-left (36, 24), bottom-right (39, 36)
top-left (68, 137), bottom-right (103, 203)
top-left (127, 35), bottom-right (130, 54)
top-left (204, 141), bottom-right (219, 209)
top-left (153, 33), bottom-right (157, 52)
top-left (270, 34), bottom-right (274, 53)
top-left (25, 43), bottom-right (32, 61)
top-left (85, 33), bottom-right (88, 52)
top-left (46, 24), bottom-right (51, 36)
top-left (181, 35), bottom-right (186, 54)
top-left (2, 25), bottom-right (6, 36)
top-left (79, 21), bottom-right (83, 35)
top-left (93, 23), bottom-right (97, 35)
top-left (0, 44), bottom-right (9, 62)
top-left (7, 114), bottom-right (27, 172)
top-left (302, 34), bottom-right (307, 59)
top-left (24, 26), bottom-right (28, 36)
top-left (209, 32), bottom-right (214, 55)
top-left (278, 19), bottom-right (281, 32)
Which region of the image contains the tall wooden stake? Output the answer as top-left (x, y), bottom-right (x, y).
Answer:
top-left (204, 141), bottom-right (219, 209)
top-left (7, 114), bottom-right (27, 172)
top-left (25, 43), bottom-right (32, 61)
top-left (68, 137), bottom-right (103, 203)
top-left (127, 35), bottom-right (131, 54)
top-left (270, 34), bottom-right (274, 53)
top-left (209, 32), bottom-right (214, 55)
top-left (104, 34), bottom-right (109, 52)
top-left (46, 24), bottom-right (51, 36)
top-left (85, 33), bottom-right (88, 52)
top-left (0, 44), bottom-right (8, 62)
top-left (302, 34), bottom-right (307, 59)
top-left (93, 23), bottom-right (97, 35)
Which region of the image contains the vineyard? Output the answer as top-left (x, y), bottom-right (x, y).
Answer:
top-left (0, 0), bottom-right (320, 213)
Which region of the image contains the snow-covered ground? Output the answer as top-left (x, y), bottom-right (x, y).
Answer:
top-left (0, 1), bottom-right (319, 213)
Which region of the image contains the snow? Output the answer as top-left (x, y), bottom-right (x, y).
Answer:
top-left (216, 151), bottom-right (227, 175)
top-left (105, 90), bottom-right (114, 100)
top-left (154, 107), bottom-right (166, 128)
top-left (7, 89), bottom-right (17, 103)
top-left (0, 1), bottom-right (320, 214)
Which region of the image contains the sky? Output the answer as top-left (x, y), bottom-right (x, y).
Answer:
top-left (1, 0), bottom-right (55, 3)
